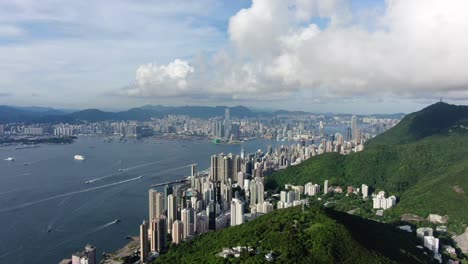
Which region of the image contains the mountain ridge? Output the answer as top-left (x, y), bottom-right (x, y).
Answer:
top-left (0, 104), bottom-right (405, 124)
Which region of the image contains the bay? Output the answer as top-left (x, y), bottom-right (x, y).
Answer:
top-left (0, 136), bottom-right (292, 264)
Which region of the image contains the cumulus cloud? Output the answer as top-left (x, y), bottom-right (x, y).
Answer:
top-left (127, 59), bottom-right (194, 96)
top-left (126, 0), bottom-right (468, 102)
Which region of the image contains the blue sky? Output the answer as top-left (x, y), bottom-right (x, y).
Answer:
top-left (0, 0), bottom-right (466, 114)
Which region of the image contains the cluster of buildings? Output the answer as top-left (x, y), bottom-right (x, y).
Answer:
top-left (55, 111), bottom-right (400, 263)
top-left (417, 227), bottom-right (442, 262)
top-left (372, 191), bottom-right (397, 210)
top-left (59, 244), bottom-right (96, 264)
top-left (0, 109), bottom-right (399, 144)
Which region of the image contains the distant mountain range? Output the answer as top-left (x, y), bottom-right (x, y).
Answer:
top-left (0, 104), bottom-right (406, 124)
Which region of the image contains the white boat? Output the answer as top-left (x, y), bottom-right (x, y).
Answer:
top-left (74, 155), bottom-right (85, 161)
top-left (4, 157), bottom-right (15, 161)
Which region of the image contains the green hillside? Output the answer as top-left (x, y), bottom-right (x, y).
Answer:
top-left (266, 102), bottom-right (468, 233)
top-left (367, 102), bottom-right (468, 145)
top-left (153, 206), bottom-right (429, 264)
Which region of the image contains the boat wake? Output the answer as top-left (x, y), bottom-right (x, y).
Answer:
top-left (93, 219), bottom-right (120, 232)
top-left (0, 175), bottom-right (144, 213)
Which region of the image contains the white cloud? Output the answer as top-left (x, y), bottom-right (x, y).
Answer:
top-left (127, 0), bottom-right (468, 103)
top-left (0, 25), bottom-right (25, 37)
top-left (128, 59), bottom-right (194, 96)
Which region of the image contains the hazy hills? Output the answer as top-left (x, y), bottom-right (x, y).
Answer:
top-left (0, 104), bottom-right (405, 124)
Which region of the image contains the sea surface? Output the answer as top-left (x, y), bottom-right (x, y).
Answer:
top-left (0, 136), bottom-right (300, 264)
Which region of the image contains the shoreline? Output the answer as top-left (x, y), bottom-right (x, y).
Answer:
top-left (100, 237), bottom-right (139, 264)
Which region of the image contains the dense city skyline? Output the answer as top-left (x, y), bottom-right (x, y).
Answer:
top-left (2, 0), bottom-right (468, 113)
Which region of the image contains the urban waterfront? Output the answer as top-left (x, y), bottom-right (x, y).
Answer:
top-left (0, 136), bottom-right (304, 264)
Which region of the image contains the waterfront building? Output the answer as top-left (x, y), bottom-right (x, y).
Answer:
top-left (324, 180), bottom-right (329, 194)
top-left (149, 189), bottom-right (164, 221)
top-left (191, 164), bottom-right (197, 188)
top-left (140, 221), bottom-right (149, 263)
top-left (210, 155), bottom-right (219, 181)
top-left (84, 244), bottom-right (96, 264)
top-left (71, 244), bottom-right (96, 264)
top-left (166, 194), bottom-right (177, 234)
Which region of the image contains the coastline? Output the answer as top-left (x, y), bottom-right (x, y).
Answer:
top-left (100, 237), bottom-right (139, 264)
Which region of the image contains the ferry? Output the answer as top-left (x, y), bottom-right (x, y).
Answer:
top-left (74, 155), bottom-right (85, 161)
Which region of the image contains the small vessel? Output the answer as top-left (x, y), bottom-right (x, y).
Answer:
top-left (4, 157), bottom-right (15, 161)
top-left (74, 155), bottom-right (85, 161)
top-left (23, 163), bottom-right (29, 166)
top-left (112, 219), bottom-right (120, 224)
top-left (85, 181), bottom-right (91, 184)
top-left (47, 228), bottom-right (52, 233)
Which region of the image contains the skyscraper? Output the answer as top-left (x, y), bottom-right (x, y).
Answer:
top-left (140, 220), bottom-right (149, 263)
top-left (149, 189), bottom-right (164, 221)
top-left (152, 216), bottom-right (166, 252)
top-left (222, 155), bottom-right (233, 182)
top-left (181, 208), bottom-right (192, 239)
top-left (351, 115), bottom-right (357, 141)
top-left (172, 220), bottom-right (183, 244)
top-left (191, 163), bottom-right (197, 188)
top-left (225, 108), bottom-right (230, 120)
top-left (319, 121), bottom-right (325, 138)
top-left (345, 127), bottom-right (352, 141)
top-left (163, 185), bottom-right (172, 212)
top-left (230, 198), bottom-right (244, 226)
top-left (210, 155), bottom-right (219, 181)
top-left (84, 244), bottom-right (96, 264)
top-left (150, 220), bottom-right (157, 253)
top-left (257, 181), bottom-right (264, 204)
top-left (250, 180), bottom-right (257, 205)
top-left (166, 194), bottom-right (177, 234)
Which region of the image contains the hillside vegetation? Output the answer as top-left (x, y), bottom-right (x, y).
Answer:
top-left (153, 206), bottom-right (429, 264)
top-left (266, 102), bottom-right (468, 233)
